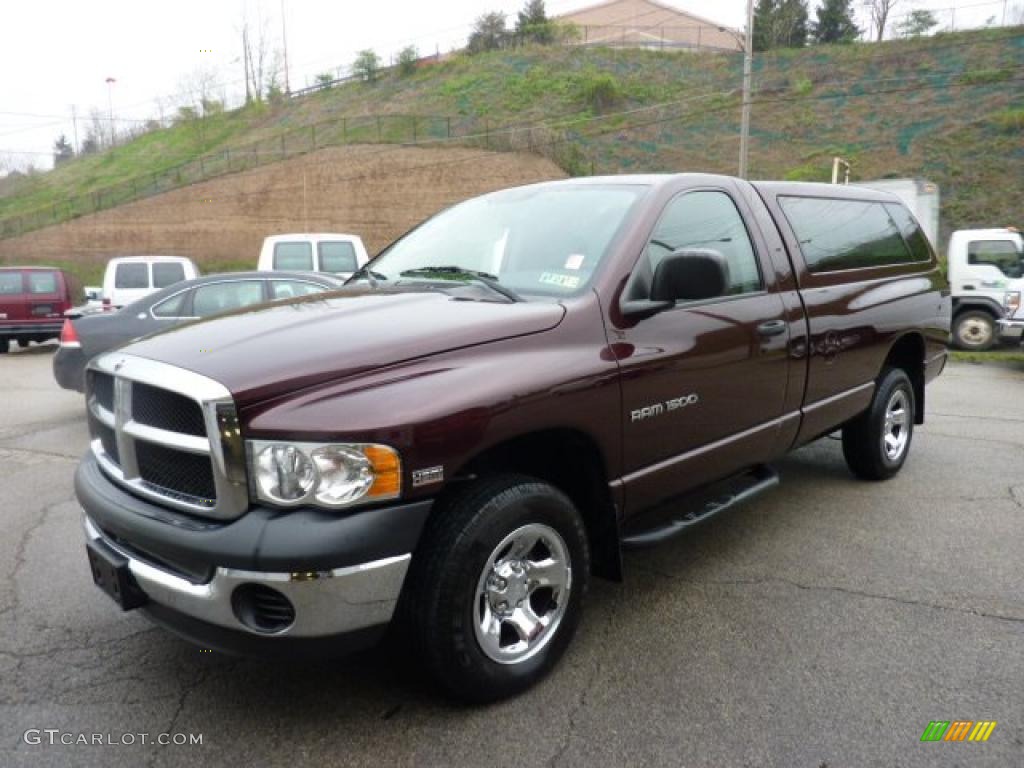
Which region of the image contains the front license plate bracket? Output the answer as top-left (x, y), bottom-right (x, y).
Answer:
top-left (86, 539), bottom-right (148, 610)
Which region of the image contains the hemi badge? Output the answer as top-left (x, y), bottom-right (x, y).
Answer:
top-left (412, 466), bottom-right (444, 487)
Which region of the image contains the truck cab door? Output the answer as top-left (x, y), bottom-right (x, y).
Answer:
top-left (611, 185), bottom-right (792, 516)
top-left (959, 237), bottom-right (1024, 297)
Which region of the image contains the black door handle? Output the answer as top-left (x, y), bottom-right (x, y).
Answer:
top-left (757, 319), bottom-right (787, 337)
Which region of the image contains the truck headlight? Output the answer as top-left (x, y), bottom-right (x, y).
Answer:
top-left (1005, 291), bottom-right (1021, 315)
top-left (248, 441), bottom-right (401, 508)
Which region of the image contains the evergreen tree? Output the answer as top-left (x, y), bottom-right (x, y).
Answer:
top-left (52, 134), bottom-right (74, 166)
top-left (813, 0), bottom-right (860, 44)
top-left (753, 0), bottom-right (809, 51)
top-left (753, 0), bottom-right (776, 52)
top-left (469, 12), bottom-right (509, 53)
top-left (777, 0), bottom-right (809, 48)
top-left (516, 0), bottom-right (554, 44)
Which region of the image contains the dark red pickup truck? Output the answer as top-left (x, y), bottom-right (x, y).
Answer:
top-left (75, 174), bottom-right (950, 702)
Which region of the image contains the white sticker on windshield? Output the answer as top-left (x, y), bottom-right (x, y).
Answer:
top-left (539, 272), bottom-right (581, 290)
top-left (564, 253), bottom-right (585, 271)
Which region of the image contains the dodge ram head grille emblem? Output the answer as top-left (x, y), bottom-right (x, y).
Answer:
top-left (631, 393), bottom-right (699, 422)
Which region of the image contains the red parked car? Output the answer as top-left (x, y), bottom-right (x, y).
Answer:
top-left (0, 266), bottom-right (81, 353)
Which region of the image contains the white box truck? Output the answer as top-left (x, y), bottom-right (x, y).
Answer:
top-left (945, 228), bottom-right (1024, 350)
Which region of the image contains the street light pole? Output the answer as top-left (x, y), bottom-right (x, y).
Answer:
top-left (738, 0), bottom-right (754, 179)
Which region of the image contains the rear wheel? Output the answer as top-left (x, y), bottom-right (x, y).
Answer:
top-left (842, 367), bottom-right (915, 481)
top-left (953, 310), bottom-right (996, 351)
top-left (404, 475), bottom-right (589, 703)
top-left (16, 338), bottom-right (29, 348)
top-left (0, 339), bottom-right (9, 354)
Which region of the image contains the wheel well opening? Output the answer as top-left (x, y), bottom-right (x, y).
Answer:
top-left (953, 303), bottom-right (999, 320)
top-left (884, 334), bottom-right (926, 424)
top-left (455, 430), bottom-right (622, 581)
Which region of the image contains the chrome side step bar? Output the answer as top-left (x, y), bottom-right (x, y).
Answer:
top-left (620, 465), bottom-right (780, 549)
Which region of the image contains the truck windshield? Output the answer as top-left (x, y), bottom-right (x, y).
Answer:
top-left (365, 184), bottom-right (647, 297)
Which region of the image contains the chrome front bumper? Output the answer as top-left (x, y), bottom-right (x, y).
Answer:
top-left (83, 514), bottom-right (410, 638)
top-left (997, 318), bottom-right (1024, 340)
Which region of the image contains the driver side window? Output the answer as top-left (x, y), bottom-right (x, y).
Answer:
top-left (645, 191), bottom-right (763, 297)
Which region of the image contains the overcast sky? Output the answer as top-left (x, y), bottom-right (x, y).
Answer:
top-left (0, 0), bottom-right (1016, 171)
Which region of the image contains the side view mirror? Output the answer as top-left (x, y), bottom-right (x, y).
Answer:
top-left (622, 249), bottom-right (730, 318)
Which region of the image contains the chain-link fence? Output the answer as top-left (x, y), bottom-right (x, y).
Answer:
top-left (0, 112), bottom-right (593, 240)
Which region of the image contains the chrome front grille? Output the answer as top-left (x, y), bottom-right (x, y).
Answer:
top-left (85, 354), bottom-right (249, 520)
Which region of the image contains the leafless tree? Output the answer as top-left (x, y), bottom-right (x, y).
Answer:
top-left (240, 1), bottom-right (274, 102)
top-left (178, 64), bottom-right (223, 117)
top-left (87, 108), bottom-right (108, 150)
top-left (863, 0), bottom-right (900, 41)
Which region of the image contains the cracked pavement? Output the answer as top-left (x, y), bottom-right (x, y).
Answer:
top-left (1, 345), bottom-right (1022, 767)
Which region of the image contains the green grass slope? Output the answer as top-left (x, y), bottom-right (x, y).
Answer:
top-left (1, 27), bottom-right (1021, 245)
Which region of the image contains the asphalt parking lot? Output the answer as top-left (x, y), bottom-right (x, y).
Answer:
top-left (1, 343), bottom-right (1021, 767)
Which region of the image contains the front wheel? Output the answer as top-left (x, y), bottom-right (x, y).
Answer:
top-left (953, 310), bottom-right (996, 351)
top-left (0, 340), bottom-right (9, 354)
top-left (842, 367), bottom-right (915, 481)
top-left (403, 475), bottom-right (589, 703)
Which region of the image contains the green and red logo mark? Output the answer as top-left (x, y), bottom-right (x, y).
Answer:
top-left (921, 721), bottom-right (997, 742)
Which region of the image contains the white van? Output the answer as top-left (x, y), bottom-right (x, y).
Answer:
top-left (946, 228), bottom-right (1024, 349)
top-left (257, 234), bottom-right (369, 279)
top-left (102, 256), bottom-right (200, 309)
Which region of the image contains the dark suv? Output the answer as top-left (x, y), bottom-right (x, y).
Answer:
top-left (0, 266), bottom-right (80, 351)
top-left (74, 175), bottom-right (950, 702)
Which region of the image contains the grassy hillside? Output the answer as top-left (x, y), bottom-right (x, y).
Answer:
top-left (1, 27), bottom-right (1021, 247)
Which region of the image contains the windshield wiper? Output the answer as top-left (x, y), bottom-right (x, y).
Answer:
top-left (346, 265), bottom-right (388, 288)
top-left (399, 266), bottom-right (523, 303)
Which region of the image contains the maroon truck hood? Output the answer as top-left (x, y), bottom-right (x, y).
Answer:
top-left (122, 289), bottom-right (566, 406)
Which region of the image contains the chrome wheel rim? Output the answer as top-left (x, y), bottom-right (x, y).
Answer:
top-left (959, 317), bottom-right (992, 347)
top-left (882, 389), bottom-right (910, 461)
top-left (473, 523), bottom-right (571, 665)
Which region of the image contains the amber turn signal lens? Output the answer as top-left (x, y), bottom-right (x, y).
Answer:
top-left (364, 445), bottom-right (402, 498)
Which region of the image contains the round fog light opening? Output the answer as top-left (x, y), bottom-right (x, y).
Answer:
top-left (231, 584), bottom-right (296, 633)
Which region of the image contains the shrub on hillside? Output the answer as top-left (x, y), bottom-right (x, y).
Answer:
top-left (353, 50), bottom-right (381, 83)
top-left (579, 72), bottom-right (622, 113)
top-left (398, 46), bottom-right (419, 77)
top-left (991, 108), bottom-right (1024, 133)
top-left (958, 68), bottom-right (1013, 85)
top-left (791, 76), bottom-right (812, 95)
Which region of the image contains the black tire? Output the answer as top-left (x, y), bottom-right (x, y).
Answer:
top-left (0, 340), bottom-right (9, 354)
top-left (16, 338), bottom-right (29, 349)
top-left (403, 474), bottom-right (590, 703)
top-left (953, 310), bottom-right (997, 351)
top-left (842, 367), bottom-right (915, 481)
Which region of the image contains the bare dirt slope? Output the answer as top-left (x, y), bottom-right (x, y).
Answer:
top-left (0, 144), bottom-right (565, 272)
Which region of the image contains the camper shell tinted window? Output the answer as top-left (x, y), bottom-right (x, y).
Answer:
top-left (778, 197), bottom-right (926, 272)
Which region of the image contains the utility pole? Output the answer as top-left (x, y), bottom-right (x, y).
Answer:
top-left (105, 77), bottom-right (116, 148)
top-left (70, 105), bottom-right (79, 154)
top-left (243, 25), bottom-right (252, 104)
top-left (280, 0), bottom-right (291, 95)
top-left (738, 0), bottom-right (754, 179)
